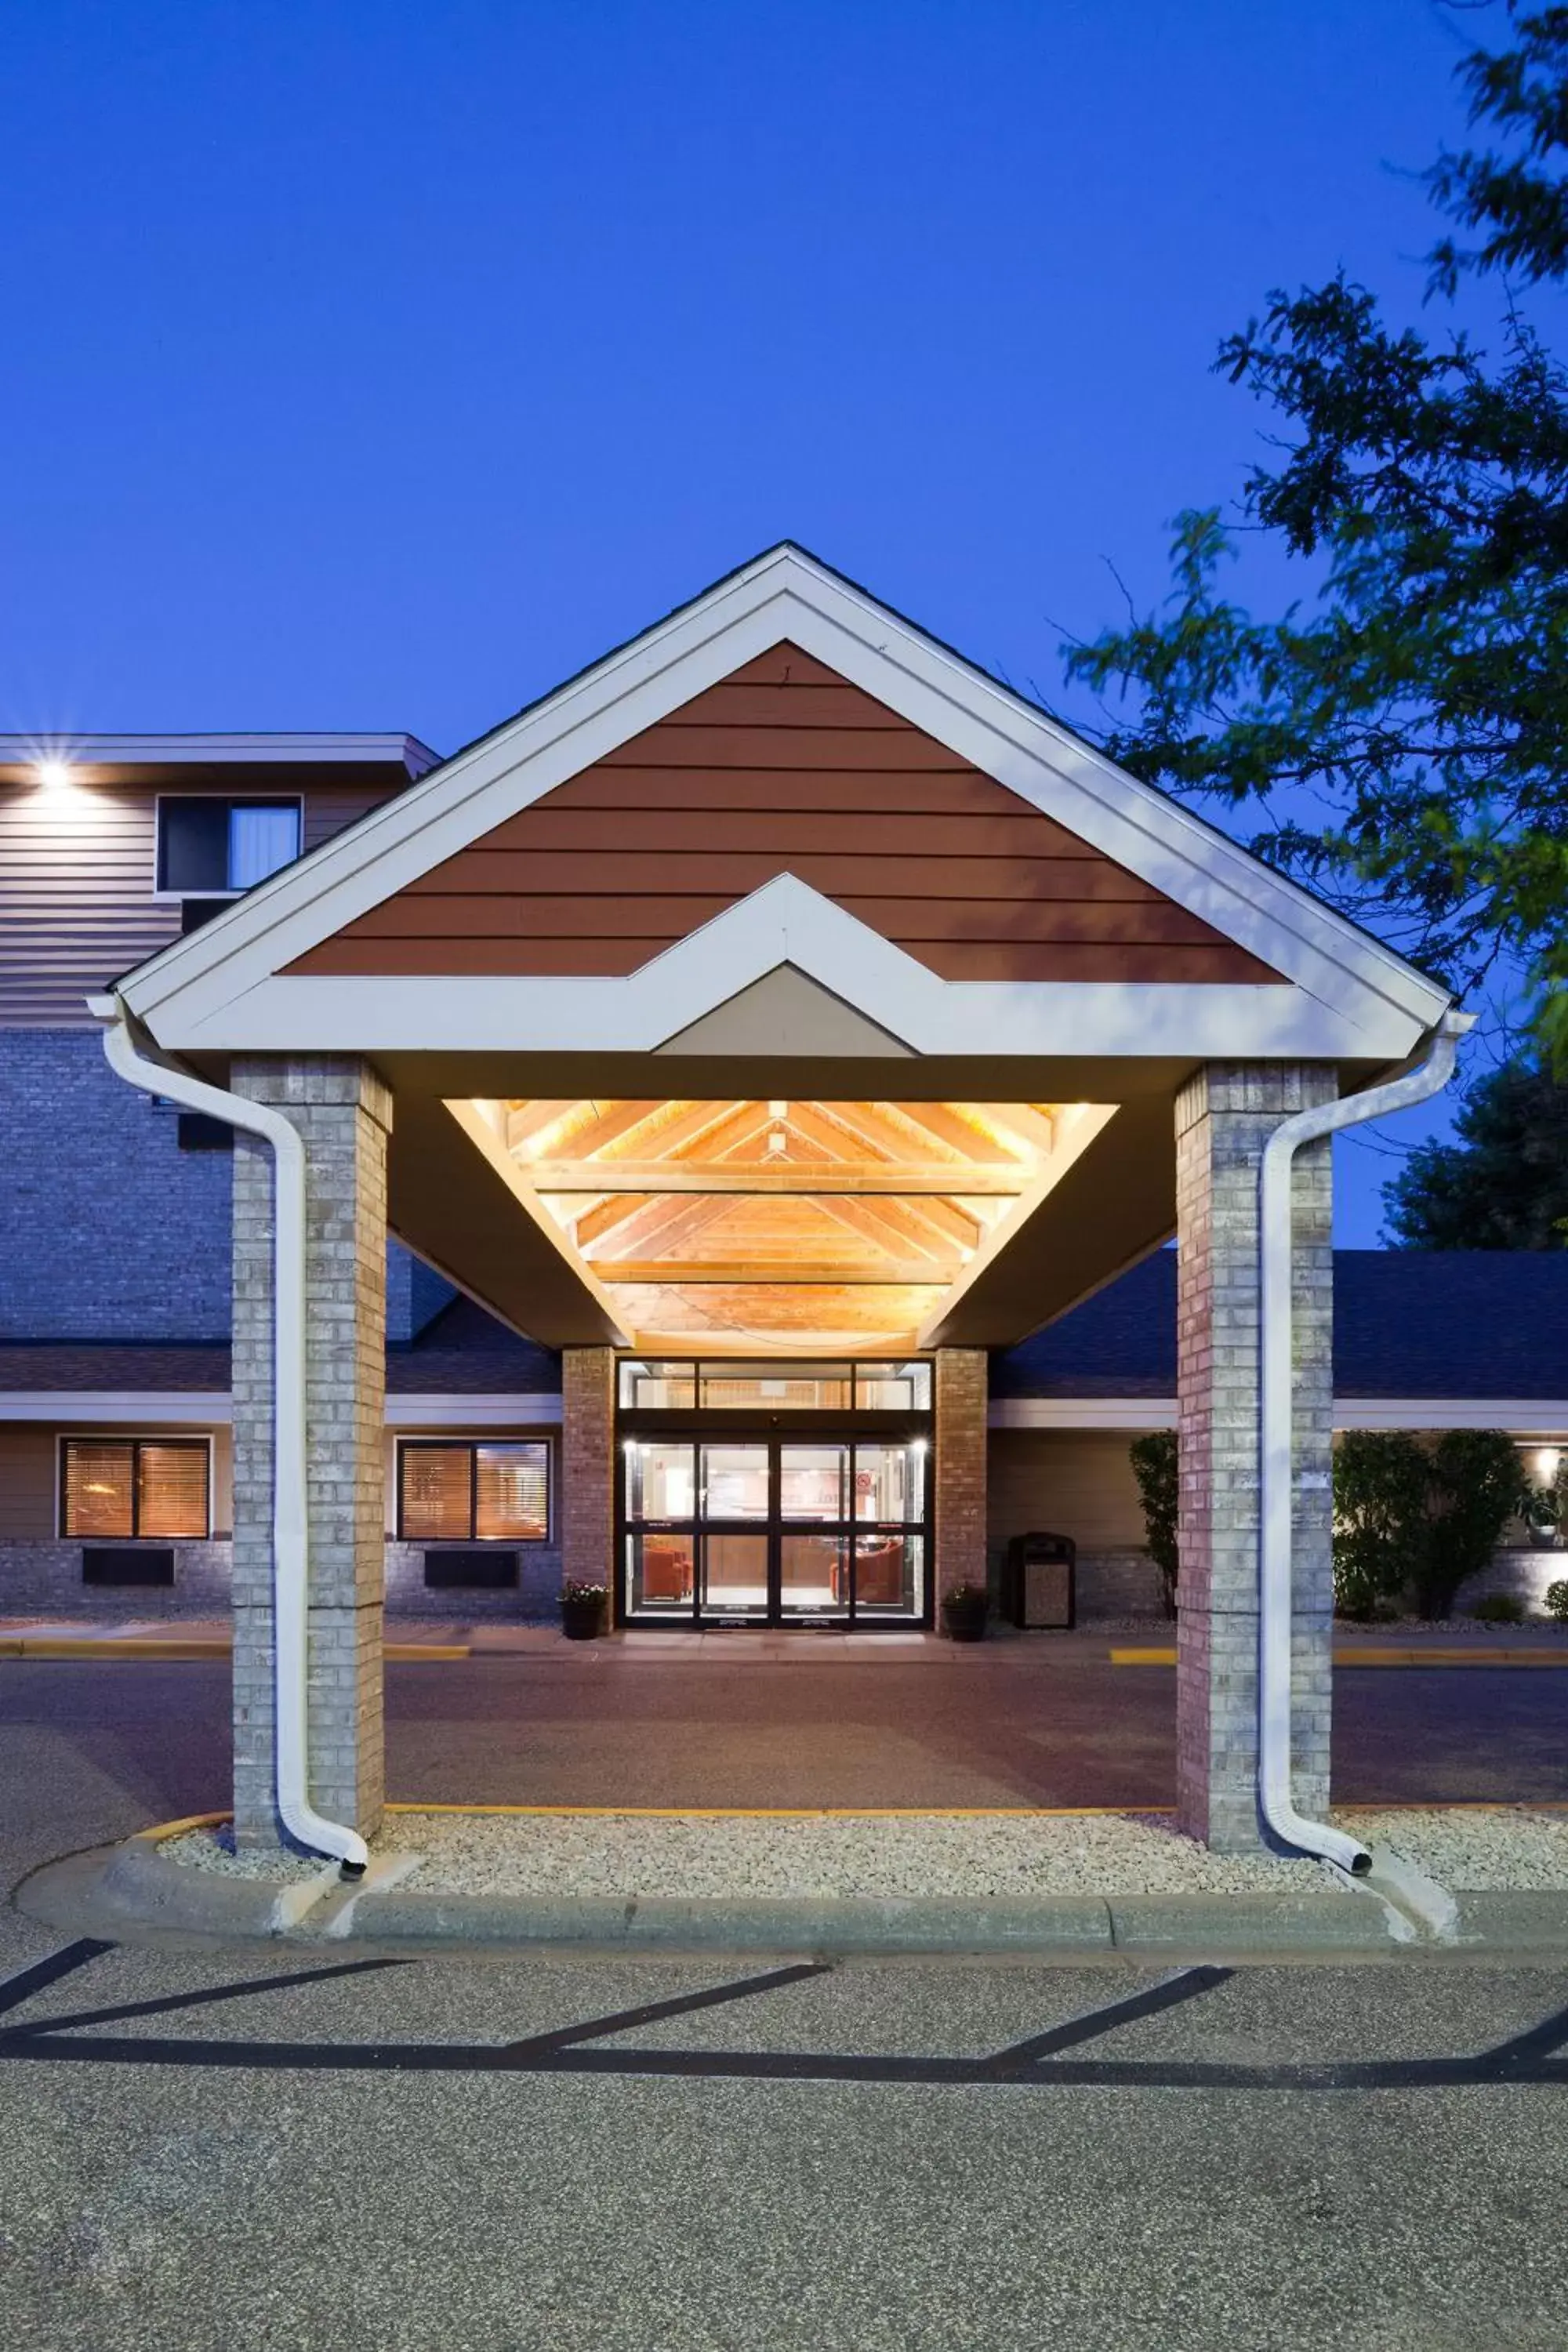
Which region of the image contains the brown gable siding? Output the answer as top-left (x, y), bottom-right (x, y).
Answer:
top-left (0, 772), bottom-right (401, 1027)
top-left (289, 646), bottom-right (1285, 985)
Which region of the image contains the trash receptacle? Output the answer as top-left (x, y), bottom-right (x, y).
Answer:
top-left (1007, 1531), bottom-right (1076, 1629)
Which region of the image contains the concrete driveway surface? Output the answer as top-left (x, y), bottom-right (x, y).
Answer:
top-left (2, 1657), bottom-right (1567, 2350)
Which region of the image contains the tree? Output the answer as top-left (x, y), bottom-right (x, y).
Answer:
top-left (1333, 1432), bottom-right (1432, 1619)
top-left (1063, 4), bottom-right (1568, 1063)
top-left (1383, 1052), bottom-right (1568, 1243)
top-left (1421, 1428), bottom-right (1531, 1617)
top-left (1128, 1432), bottom-right (1179, 1617)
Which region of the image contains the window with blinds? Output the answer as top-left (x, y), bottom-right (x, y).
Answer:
top-left (398, 1442), bottom-right (550, 1543)
top-left (61, 1439), bottom-right (210, 1539)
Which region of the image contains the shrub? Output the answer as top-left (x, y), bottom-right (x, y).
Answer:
top-left (1470, 1592), bottom-right (1526, 1624)
top-left (1128, 1433), bottom-right (1178, 1618)
top-left (1332, 1433), bottom-right (1429, 1619)
top-left (1419, 1432), bottom-right (1532, 1621)
top-left (1544, 1580), bottom-right (1568, 1624)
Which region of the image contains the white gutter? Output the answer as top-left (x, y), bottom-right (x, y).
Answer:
top-left (1258, 1009), bottom-right (1471, 1875)
top-left (91, 993), bottom-right (368, 1875)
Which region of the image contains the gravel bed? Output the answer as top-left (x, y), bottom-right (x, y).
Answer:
top-left (1338, 1806), bottom-right (1568, 1889)
top-left (372, 1810), bottom-right (1341, 1900)
top-left (162, 1827), bottom-right (332, 1883)
top-left (157, 1806), bottom-right (1568, 1898)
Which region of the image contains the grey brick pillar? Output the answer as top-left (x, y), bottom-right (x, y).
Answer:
top-left (935, 1348), bottom-right (988, 1623)
top-left (562, 1347), bottom-right (616, 1595)
top-left (230, 1057), bottom-right (391, 1849)
top-left (1174, 1063), bottom-right (1335, 1851)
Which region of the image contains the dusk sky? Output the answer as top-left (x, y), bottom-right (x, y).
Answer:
top-left (0, 2), bottom-right (1497, 1240)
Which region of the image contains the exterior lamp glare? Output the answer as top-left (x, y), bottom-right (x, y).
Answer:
top-left (35, 759), bottom-right (74, 791)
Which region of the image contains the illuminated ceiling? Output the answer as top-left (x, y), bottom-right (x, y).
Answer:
top-left (448, 1097), bottom-right (1117, 1352)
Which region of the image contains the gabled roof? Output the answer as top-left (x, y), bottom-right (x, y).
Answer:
top-left (107, 545), bottom-right (1452, 1065)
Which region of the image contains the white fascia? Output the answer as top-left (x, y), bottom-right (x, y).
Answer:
top-left (111, 546), bottom-right (1451, 1054)
top-left (0, 732), bottom-right (440, 772)
top-left (988, 1397), bottom-right (1568, 1433)
top-left (148, 876), bottom-right (1428, 1063)
top-left (0, 1391), bottom-right (565, 1428)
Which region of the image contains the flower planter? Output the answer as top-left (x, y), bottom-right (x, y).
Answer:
top-left (561, 1591), bottom-right (608, 1641)
top-left (940, 1591), bottom-right (989, 1642)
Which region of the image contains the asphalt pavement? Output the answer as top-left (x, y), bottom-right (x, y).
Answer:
top-left (2, 1653), bottom-right (1567, 2348)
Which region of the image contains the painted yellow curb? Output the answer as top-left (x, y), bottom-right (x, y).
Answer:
top-left (2, 1638), bottom-right (471, 1662)
top-left (136, 1810), bottom-right (234, 1843)
top-left (1111, 1646), bottom-right (1568, 1668)
top-left (11, 1638), bottom-right (230, 1661)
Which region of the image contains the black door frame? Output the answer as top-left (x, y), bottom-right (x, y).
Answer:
top-left (615, 1413), bottom-right (933, 1631)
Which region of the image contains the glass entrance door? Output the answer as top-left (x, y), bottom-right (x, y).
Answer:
top-left (620, 1434), bottom-right (927, 1627)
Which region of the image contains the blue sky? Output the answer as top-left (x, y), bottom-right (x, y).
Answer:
top-left (0, 1), bottom-right (1499, 1239)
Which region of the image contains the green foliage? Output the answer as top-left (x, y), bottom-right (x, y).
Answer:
top-left (1471, 1591), bottom-right (1527, 1622)
top-left (1333, 1433), bottom-right (1432, 1619)
top-left (1383, 1054), bottom-right (1568, 1245)
top-left (1544, 1577), bottom-right (1568, 1621)
top-left (1062, 4), bottom-right (1568, 1058)
top-left (1421, 1430), bottom-right (1534, 1618)
top-left (1128, 1432), bottom-right (1179, 1617)
top-left (1334, 1428), bottom-right (1530, 1619)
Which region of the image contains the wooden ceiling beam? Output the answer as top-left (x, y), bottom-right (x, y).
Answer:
top-left (521, 1162), bottom-right (1029, 1194)
top-left (596, 1258), bottom-right (963, 1285)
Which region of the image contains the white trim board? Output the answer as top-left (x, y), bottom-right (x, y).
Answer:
top-left (0, 1392), bottom-right (563, 1428)
top-left (0, 733), bottom-right (439, 772)
top-left (989, 1398), bottom-right (1568, 1433)
top-left (105, 546), bottom-right (1454, 1060)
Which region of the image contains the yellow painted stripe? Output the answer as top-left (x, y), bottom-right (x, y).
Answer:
top-left (13, 1638), bottom-right (229, 1661)
top-left (2, 1637), bottom-right (471, 1663)
top-left (136, 1810), bottom-right (234, 1843)
top-left (380, 1801), bottom-right (1178, 1819)
top-left (1112, 1646), bottom-right (1568, 1669)
top-left (129, 1797), bottom-right (1568, 1846)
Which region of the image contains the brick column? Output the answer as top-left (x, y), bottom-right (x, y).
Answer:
top-left (562, 1347), bottom-right (616, 1596)
top-left (230, 1058), bottom-right (391, 1849)
top-left (934, 1348), bottom-right (988, 1624)
top-left (1174, 1063), bottom-right (1335, 1851)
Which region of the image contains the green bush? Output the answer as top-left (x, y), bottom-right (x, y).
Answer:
top-left (1128, 1432), bottom-right (1178, 1618)
top-left (1333, 1429), bottom-right (1530, 1621)
top-left (1470, 1592), bottom-right (1526, 1624)
top-left (1544, 1580), bottom-right (1568, 1624)
top-left (1332, 1433), bottom-right (1429, 1620)
top-left (1420, 1432), bottom-right (1532, 1621)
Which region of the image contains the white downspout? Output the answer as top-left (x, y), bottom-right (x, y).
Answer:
top-left (1258, 1007), bottom-right (1471, 1875)
top-left (92, 994), bottom-right (369, 1875)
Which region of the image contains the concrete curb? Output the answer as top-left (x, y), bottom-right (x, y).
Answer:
top-left (20, 1835), bottom-right (1434, 1958)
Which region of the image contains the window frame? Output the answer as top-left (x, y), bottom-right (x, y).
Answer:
top-left (395, 1437), bottom-right (553, 1546)
top-left (152, 793), bottom-right (305, 901)
top-left (57, 1434), bottom-right (213, 1541)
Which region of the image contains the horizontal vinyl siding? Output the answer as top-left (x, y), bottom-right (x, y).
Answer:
top-left (292, 645), bottom-right (1283, 985)
top-left (987, 1429), bottom-right (1149, 1556)
top-left (1, 776), bottom-right (399, 1025)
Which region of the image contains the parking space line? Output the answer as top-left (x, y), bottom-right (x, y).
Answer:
top-left (1, 1953), bottom-right (405, 2043)
top-left (0, 1939), bottom-right (113, 2020)
top-left (989, 1964), bottom-right (1233, 2066)
top-left (503, 1961), bottom-right (831, 2057)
